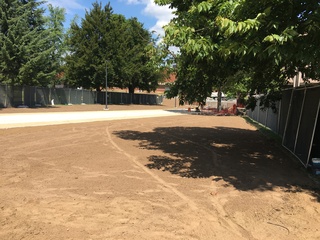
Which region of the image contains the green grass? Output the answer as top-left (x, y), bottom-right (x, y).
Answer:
top-left (243, 116), bottom-right (282, 145)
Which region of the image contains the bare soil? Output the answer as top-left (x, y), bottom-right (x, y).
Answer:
top-left (1, 99), bottom-right (320, 239)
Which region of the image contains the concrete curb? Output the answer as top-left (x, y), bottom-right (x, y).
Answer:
top-left (0, 110), bottom-right (183, 129)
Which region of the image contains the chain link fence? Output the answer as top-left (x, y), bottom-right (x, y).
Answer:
top-left (247, 85), bottom-right (320, 167)
top-left (0, 84), bottom-right (164, 108)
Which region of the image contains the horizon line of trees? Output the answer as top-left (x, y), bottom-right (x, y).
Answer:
top-left (2, 0), bottom-right (320, 109)
top-left (0, 0), bottom-right (165, 94)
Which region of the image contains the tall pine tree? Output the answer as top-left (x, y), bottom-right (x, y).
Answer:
top-left (0, 0), bottom-right (56, 86)
top-left (119, 17), bottom-right (160, 94)
top-left (65, 2), bottom-right (113, 91)
top-left (46, 4), bottom-right (66, 87)
top-left (65, 1), bottom-right (162, 93)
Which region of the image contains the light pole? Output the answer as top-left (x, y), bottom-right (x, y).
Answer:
top-left (105, 63), bottom-right (109, 110)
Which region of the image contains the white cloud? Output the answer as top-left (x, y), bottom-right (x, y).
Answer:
top-left (45, 0), bottom-right (86, 14)
top-left (126, 0), bottom-right (174, 36)
top-left (46, 0), bottom-right (175, 37)
top-left (126, 0), bottom-right (144, 4)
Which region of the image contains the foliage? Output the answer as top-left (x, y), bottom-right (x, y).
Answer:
top-left (45, 4), bottom-right (66, 86)
top-left (157, 0), bottom-right (243, 109)
top-left (65, 1), bottom-right (162, 93)
top-left (217, 0), bottom-right (320, 76)
top-left (156, 0), bottom-right (320, 109)
top-left (216, 0), bottom-right (320, 108)
top-left (64, 2), bottom-right (113, 91)
top-left (0, 0), bottom-right (62, 86)
top-left (110, 16), bottom-right (162, 94)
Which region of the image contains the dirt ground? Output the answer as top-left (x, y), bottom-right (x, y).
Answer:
top-left (0, 99), bottom-right (320, 239)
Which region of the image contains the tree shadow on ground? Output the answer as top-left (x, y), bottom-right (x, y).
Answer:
top-left (113, 126), bottom-right (320, 201)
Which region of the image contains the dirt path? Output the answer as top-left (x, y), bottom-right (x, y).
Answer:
top-left (0, 104), bottom-right (320, 239)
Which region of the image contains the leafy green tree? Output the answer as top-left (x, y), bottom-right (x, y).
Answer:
top-left (156, 0), bottom-right (241, 109)
top-left (216, 0), bottom-right (320, 107)
top-left (157, 0), bottom-right (320, 109)
top-left (217, 0), bottom-right (320, 77)
top-left (65, 2), bottom-right (113, 91)
top-left (113, 17), bottom-right (161, 94)
top-left (65, 1), bottom-right (162, 94)
top-left (0, 0), bottom-right (56, 86)
top-left (166, 51), bottom-right (241, 110)
top-left (165, 52), bottom-right (213, 107)
top-left (45, 4), bottom-right (66, 86)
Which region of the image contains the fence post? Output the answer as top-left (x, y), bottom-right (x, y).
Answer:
top-left (265, 107), bottom-right (269, 127)
top-left (5, 84), bottom-right (7, 107)
top-left (22, 86), bottom-right (24, 106)
top-left (30, 86), bottom-right (32, 107)
top-left (257, 102), bottom-right (260, 124)
top-left (34, 86), bottom-right (37, 106)
top-left (81, 88), bottom-right (84, 104)
top-left (277, 100), bottom-right (282, 134)
top-left (294, 88), bottom-right (307, 153)
top-left (49, 88), bottom-right (53, 105)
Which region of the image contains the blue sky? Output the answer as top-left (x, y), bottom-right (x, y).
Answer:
top-left (45, 0), bottom-right (174, 36)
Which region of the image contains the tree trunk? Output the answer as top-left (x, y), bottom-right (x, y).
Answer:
top-left (128, 85), bottom-right (135, 104)
top-left (217, 87), bottom-right (222, 111)
top-left (128, 85), bottom-right (135, 94)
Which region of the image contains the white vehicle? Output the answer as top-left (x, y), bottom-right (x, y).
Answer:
top-left (211, 91), bottom-right (225, 99)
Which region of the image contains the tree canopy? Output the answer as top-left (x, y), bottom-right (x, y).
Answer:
top-left (156, 0), bottom-right (320, 108)
top-left (65, 2), bottom-right (162, 93)
top-left (156, 0), bottom-right (244, 109)
top-left (0, 1), bottom-right (162, 94)
top-left (0, 0), bottom-right (65, 86)
top-left (46, 4), bottom-right (66, 86)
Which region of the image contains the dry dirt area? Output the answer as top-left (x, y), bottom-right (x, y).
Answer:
top-left (0, 100), bottom-right (320, 239)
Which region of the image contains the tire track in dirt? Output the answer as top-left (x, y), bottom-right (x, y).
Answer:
top-left (105, 124), bottom-right (199, 211)
top-left (2, 111), bottom-right (319, 239)
top-left (105, 120), bottom-right (256, 240)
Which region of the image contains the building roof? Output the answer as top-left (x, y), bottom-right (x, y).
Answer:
top-left (165, 73), bottom-right (176, 83)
